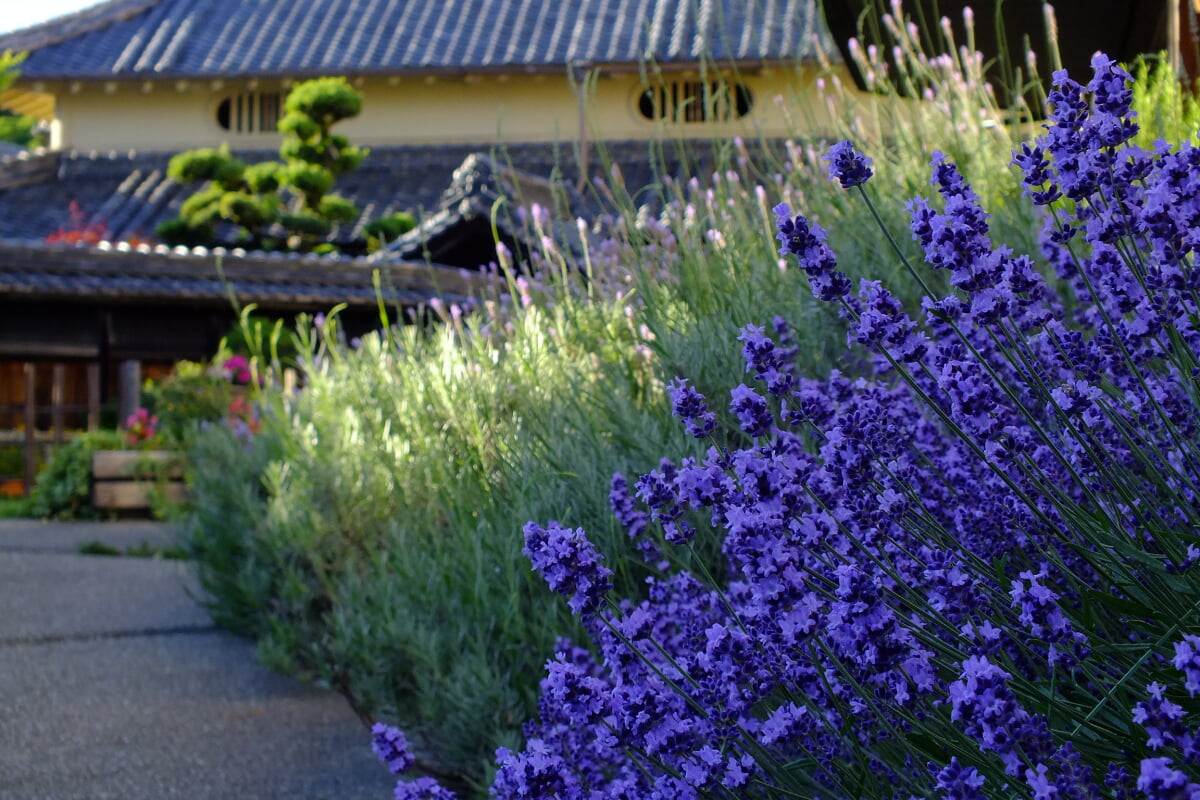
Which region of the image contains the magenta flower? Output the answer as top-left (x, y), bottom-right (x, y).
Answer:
top-left (223, 354), bottom-right (252, 385)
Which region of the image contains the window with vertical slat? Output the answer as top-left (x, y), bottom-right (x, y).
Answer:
top-left (215, 91), bottom-right (283, 133)
top-left (637, 80), bottom-right (753, 123)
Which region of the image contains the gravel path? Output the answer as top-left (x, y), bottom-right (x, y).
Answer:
top-left (0, 520), bottom-right (394, 800)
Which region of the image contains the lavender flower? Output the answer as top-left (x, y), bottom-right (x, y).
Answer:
top-left (610, 473), bottom-right (664, 567)
top-left (1008, 567), bottom-right (1089, 668)
top-left (739, 324), bottom-right (796, 395)
top-left (1086, 52), bottom-right (1139, 146)
top-left (825, 139), bottom-right (875, 188)
top-left (947, 656), bottom-right (1031, 774)
top-left (851, 279), bottom-right (928, 362)
top-left (491, 740), bottom-right (573, 799)
top-left (935, 758), bottom-right (987, 800)
top-left (635, 458), bottom-right (689, 541)
top-left (1132, 683), bottom-right (1189, 750)
top-left (372, 723), bottom-right (415, 775)
top-left (1012, 142), bottom-right (1062, 205)
top-left (393, 778), bottom-right (457, 800)
top-left (539, 651), bottom-right (609, 729)
top-left (667, 378), bottom-right (717, 438)
top-left (774, 203), bottom-right (852, 301)
top-left (1173, 635), bottom-right (1200, 698)
top-left (729, 384), bottom-right (772, 437)
top-left (1136, 757), bottom-right (1200, 799)
top-left (522, 521), bottom-right (613, 616)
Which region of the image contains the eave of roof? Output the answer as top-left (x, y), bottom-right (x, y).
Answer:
top-left (0, 239), bottom-right (483, 309)
top-left (19, 57), bottom-right (814, 86)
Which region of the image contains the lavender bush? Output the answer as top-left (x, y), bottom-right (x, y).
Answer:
top-left (189, 10), bottom-right (1058, 789)
top-left (377, 55), bottom-right (1200, 799)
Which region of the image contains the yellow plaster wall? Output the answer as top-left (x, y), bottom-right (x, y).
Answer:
top-left (52, 83), bottom-right (223, 152)
top-left (47, 65), bottom-right (852, 153)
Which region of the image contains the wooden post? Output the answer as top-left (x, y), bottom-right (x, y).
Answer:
top-left (118, 359), bottom-right (141, 426)
top-left (51, 364), bottom-right (65, 446)
top-left (1171, 0), bottom-right (1183, 78)
top-left (23, 363), bottom-right (35, 497)
top-left (87, 363), bottom-right (101, 431)
top-left (1186, 0), bottom-right (1200, 83)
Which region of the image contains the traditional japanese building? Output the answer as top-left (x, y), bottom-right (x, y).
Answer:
top-left (0, 0), bottom-right (846, 479)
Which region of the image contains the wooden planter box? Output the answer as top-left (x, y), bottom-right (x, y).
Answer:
top-left (92, 450), bottom-right (186, 510)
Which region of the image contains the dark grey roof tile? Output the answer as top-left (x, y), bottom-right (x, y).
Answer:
top-left (0, 139), bottom-right (787, 270)
top-left (1, 0), bottom-right (831, 80)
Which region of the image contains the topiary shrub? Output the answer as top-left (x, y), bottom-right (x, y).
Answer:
top-left (363, 211), bottom-right (416, 252)
top-left (158, 76), bottom-right (369, 253)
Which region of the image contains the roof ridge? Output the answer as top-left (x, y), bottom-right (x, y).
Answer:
top-left (0, 148), bottom-right (59, 191)
top-left (0, 146), bottom-right (54, 164)
top-left (0, 0), bottom-right (161, 53)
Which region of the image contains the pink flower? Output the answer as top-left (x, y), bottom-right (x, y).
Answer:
top-left (223, 355), bottom-right (252, 385)
top-left (124, 407), bottom-right (158, 445)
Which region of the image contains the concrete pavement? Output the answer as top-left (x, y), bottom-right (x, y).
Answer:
top-left (0, 520), bottom-right (396, 800)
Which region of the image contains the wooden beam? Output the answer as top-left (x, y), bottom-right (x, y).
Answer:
top-left (93, 450), bottom-right (184, 480)
top-left (87, 363), bottom-right (101, 431)
top-left (92, 450), bottom-right (187, 510)
top-left (0, 430), bottom-right (84, 446)
top-left (1171, 0), bottom-right (1183, 77)
top-left (93, 481), bottom-right (186, 510)
top-left (118, 360), bottom-right (141, 425)
top-left (23, 363), bottom-right (35, 497)
top-left (51, 364), bottom-right (65, 446)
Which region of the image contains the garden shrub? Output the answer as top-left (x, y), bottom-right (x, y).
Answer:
top-left (0, 445), bottom-right (26, 483)
top-left (144, 359), bottom-right (238, 443)
top-left (374, 55), bottom-right (1200, 799)
top-left (29, 429), bottom-right (125, 519)
top-left (180, 419), bottom-right (276, 633)
top-left (184, 303), bottom-right (700, 793)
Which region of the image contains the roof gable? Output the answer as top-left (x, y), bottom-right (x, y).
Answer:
top-left (1, 0), bottom-right (832, 81)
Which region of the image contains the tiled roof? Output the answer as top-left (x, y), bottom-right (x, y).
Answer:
top-left (0, 142), bottom-right (573, 251)
top-left (0, 136), bottom-right (795, 311)
top-left (0, 240), bottom-right (482, 309)
top-left (0, 0), bottom-right (832, 81)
